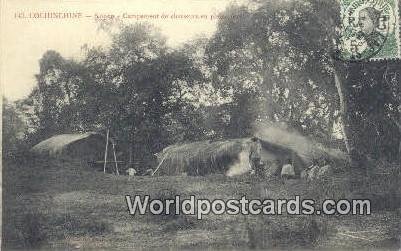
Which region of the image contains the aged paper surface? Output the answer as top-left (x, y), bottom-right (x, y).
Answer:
top-left (1, 0), bottom-right (400, 250)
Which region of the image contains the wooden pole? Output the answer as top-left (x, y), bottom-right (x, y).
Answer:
top-left (152, 154), bottom-right (168, 176)
top-left (112, 142), bottom-right (119, 175)
top-left (103, 129), bottom-right (109, 173)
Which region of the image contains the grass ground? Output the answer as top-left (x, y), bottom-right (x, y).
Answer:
top-left (3, 158), bottom-right (401, 250)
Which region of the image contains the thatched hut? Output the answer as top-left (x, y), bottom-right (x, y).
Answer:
top-left (153, 138), bottom-right (307, 176)
top-left (153, 123), bottom-right (347, 177)
top-left (154, 139), bottom-right (244, 176)
top-left (31, 132), bottom-right (115, 166)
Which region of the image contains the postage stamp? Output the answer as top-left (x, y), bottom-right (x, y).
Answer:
top-left (339, 0), bottom-right (400, 60)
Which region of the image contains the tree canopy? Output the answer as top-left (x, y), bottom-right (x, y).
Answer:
top-left (9, 1), bottom-right (401, 169)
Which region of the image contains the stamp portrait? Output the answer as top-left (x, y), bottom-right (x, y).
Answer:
top-left (340, 0), bottom-right (400, 60)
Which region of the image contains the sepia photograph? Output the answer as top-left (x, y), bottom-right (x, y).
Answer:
top-left (1, 0), bottom-right (401, 250)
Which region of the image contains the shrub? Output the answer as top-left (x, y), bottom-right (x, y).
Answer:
top-left (52, 213), bottom-right (112, 237)
top-left (16, 212), bottom-right (47, 248)
top-left (245, 215), bottom-right (331, 249)
top-left (149, 187), bottom-right (196, 231)
top-left (84, 220), bottom-right (111, 236)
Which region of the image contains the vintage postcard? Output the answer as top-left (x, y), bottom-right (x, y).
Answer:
top-left (1, 0), bottom-right (400, 250)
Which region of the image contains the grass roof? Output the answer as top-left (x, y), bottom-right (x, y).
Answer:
top-left (31, 132), bottom-right (106, 156)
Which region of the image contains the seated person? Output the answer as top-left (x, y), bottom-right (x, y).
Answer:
top-left (301, 159), bottom-right (319, 180)
top-left (144, 168), bottom-right (154, 176)
top-left (316, 158), bottom-right (332, 179)
top-left (308, 165), bottom-right (320, 181)
top-left (126, 167), bottom-right (137, 180)
top-left (281, 158), bottom-right (295, 180)
top-left (265, 159), bottom-right (281, 178)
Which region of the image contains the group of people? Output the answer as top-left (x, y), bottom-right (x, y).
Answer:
top-left (248, 137), bottom-right (296, 180)
top-left (300, 157), bottom-right (332, 181)
top-left (124, 137), bottom-right (332, 181)
top-left (248, 137), bottom-right (332, 181)
top-left (125, 167), bottom-right (154, 180)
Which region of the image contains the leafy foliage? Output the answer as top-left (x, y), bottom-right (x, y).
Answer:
top-left (6, 2), bottom-right (401, 168)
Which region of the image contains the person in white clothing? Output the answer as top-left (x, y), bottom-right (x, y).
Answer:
top-left (281, 158), bottom-right (295, 180)
top-left (127, 167), bottom-right (137, 180)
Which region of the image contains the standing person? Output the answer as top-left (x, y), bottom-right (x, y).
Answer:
top-left (249, 137), bottom-right (262, 175)
top-left (281, 158), bottom-right (295, 181)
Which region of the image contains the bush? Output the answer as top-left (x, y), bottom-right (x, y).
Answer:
top-left (52, 213), bottom-right (112, 237)
top-left (84, 221), bottom-right (111, 236)
top-left (245, 215), bottom-right (331, 249)
top-left (14, 212), bottom-right (47, 249)
top-left (149, 187), bottom-right (196, 231)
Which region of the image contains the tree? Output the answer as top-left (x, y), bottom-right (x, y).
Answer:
top-left (206, 2), bottom-right (340, 140)
top-left (20, 50), bottom-right (87, 144)
top-left (81, 23), bottom-right (206, 170)
top-left (2, 97), bottom-right (26, 159)
top-left (20, 23), bottom-right (212, 170)
top-left (206, 0), bottom-right (401, 164)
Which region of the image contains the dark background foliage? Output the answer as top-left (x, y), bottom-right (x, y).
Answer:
top-left (4, 0), bottom-right (400, 170)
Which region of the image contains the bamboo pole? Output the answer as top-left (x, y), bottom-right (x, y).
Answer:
top-left (103, 129), bottom-right (109, 173)
top-left (152, 154), bottom-right (168, 176)
top-left (112, 142), bottom-right (119, 175)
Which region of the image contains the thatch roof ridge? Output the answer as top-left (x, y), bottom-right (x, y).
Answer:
top-left (159, 138), bottom-right (245, 157)
top-left (31, 132), bottom-right (105, 156)
top-left (155, 128), bottom-right (347, 176)
top-left (154, 138), bottom-right (246, 175)
top-left (254, 122), bottom-right (347, 163)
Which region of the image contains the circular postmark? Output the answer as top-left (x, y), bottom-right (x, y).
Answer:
top-left (339, 0), bottom-right (396, 60)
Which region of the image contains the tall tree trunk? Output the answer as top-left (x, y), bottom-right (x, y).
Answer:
top-left (333, 61), bottom-right (367, 168)
top-left (333, 65), bottom-right (354, 158)
top-left (128, 125), bottom-right (135, 168)
top-left (103, 129), bottom-right (110, 173)
top-left (396, 122), bottom-right (400, 158)
top-left (389, 116), bottom-right (401, 160)
top-left (128, 145), bottom-right (133, 163)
